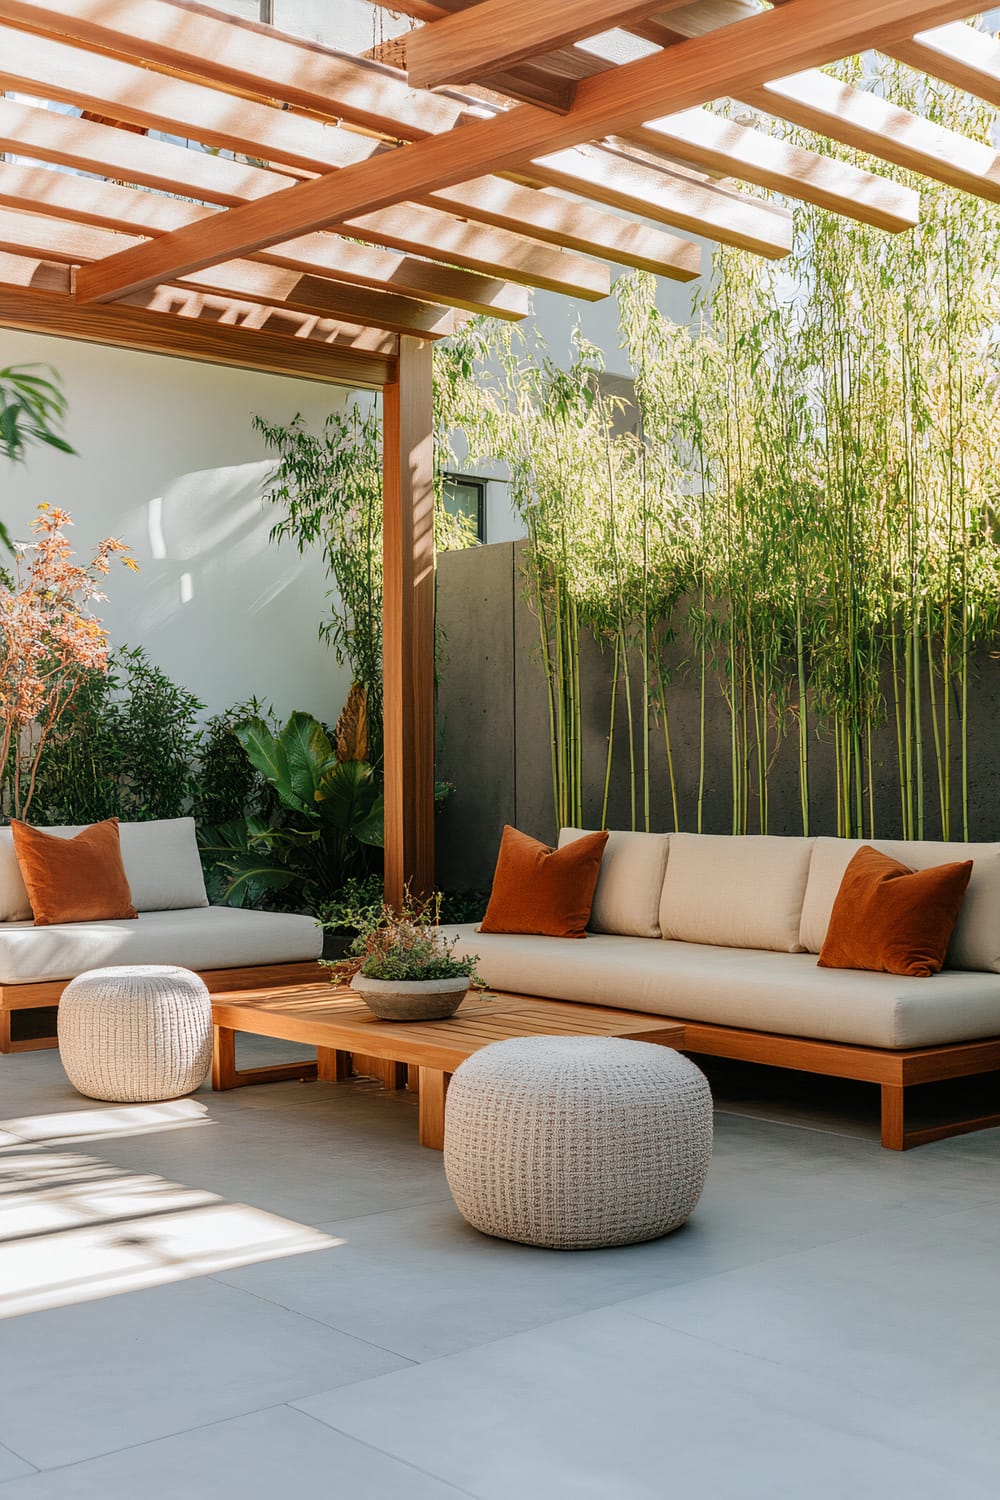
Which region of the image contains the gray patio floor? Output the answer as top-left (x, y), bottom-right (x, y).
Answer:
top-left (1, 1037), bottom-right (998, 1499)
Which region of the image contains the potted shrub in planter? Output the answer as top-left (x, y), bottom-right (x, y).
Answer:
top-left (329, 891), bottom-right (482, 1021)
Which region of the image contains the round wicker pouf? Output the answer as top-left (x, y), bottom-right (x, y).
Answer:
top-left (58, 965), bottom-right (213, 1103)
top-left (444, 1035), bottom-right (713, 1250)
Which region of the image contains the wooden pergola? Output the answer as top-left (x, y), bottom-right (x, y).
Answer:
top-left (0, 0), bottom-right (997, 901)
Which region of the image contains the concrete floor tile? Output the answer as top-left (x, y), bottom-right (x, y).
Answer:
top-left (0, 1407), bottom-right (469, 1500)
top-left (0, 1443), bottom-right (35, 1483)
top-left (626, 1197), bottom-right (1000, 1434)
top-left (216, 1197), bottom-right (668, 1360)
top-left (0, 1277), bottom-right (411, 1470)
top-left (295, 1304), bottom-right (997, 1500)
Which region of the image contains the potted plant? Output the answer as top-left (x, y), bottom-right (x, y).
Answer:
top-left (329, 890), bottom-right (483, 1021)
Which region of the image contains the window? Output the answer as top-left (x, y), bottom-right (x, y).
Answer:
top-left (442, 474), bottom-right (487, 544)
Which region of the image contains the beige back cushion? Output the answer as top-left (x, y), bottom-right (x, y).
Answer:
top-left (558, 827), bottom-right (670, 938)
top-left (0, 817), bottom-right (208, 921)
top-left (659, 833), bottom-right (815, 952)
top-left (799, 837), bottom-right (1000, 973)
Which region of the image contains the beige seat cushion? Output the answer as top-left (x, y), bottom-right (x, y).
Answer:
top-left (0, 817), bottom-right (208, 921)
top-left (800, 838), bottom-right (1000, 973)
top-left (558, 827), bottom-right (670, 938)
top-left (0, 905), bottom-right (322, 985)
top-left (659, 834), bottom-right (815, 953)
top-left (448, 925), bottom-right (1000, 1050)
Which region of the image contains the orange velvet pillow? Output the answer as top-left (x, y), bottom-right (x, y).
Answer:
top-left (11, 818), bottom-right (138, 926)
top-left (818, 845), bottom-right (972, 978)
top-left (479, 825), bottom-right (609, 939)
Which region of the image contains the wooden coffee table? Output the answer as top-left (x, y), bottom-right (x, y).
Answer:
top-left (211, 983), bottom-right (685, 1148)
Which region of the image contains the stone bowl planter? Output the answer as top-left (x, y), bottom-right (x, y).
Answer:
top-left (353, 974), bottom-right (470, 1021)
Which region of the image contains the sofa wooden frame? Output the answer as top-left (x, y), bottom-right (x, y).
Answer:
top-left (0, 961), bottom-right (328, 1055)
top-left (680, 1021), bottom-right (1000, 1151)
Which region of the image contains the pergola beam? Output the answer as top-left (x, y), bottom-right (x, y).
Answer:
top-left (404, 0), bottom-right (688, 92)
top-left (74, 0), bottom-right (982, 305)
top-left (0, 272), bottom-right (397, 387)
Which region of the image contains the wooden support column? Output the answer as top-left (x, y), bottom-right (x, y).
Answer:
top-left (382, 335), bottom-right (436, 906)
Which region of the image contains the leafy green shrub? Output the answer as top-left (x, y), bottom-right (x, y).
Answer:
top-left (26, 646), bottom-right (202, 825)
top-left (193, 698), bottom-right (277, 828)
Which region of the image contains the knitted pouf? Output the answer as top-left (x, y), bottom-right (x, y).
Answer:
top-left (58, 965), bottom-right (213, 1103)
top-left (444, 1035), bottom-right (713, 1250)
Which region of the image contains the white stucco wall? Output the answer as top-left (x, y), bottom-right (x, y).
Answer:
top-left (2, 327), bottom-right (358, 723)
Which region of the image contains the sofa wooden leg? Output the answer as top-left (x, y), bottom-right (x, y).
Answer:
top-left (881, 1083), bottom-right (906, 1150)
top-left (0, 1009), bottom-right (11, 1055)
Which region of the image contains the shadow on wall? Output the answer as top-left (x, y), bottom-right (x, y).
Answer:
top-left (100, 461), bottom-right (343, 720)
top-left (145, 461), bottom-right (301, 617)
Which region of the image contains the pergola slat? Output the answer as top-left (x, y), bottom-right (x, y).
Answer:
top-left (527, 144), bottom-right (792, 258)
top-left (0, 163), bottom-right (531, 321)
top-left (625, 111), bottom-right (920, 232)
top-left (0, 7), bottom-right (701, 278)
top-left (424, 176), bottom-right (701, 278)
top-left (883, 23), bottom-right (1000, 109)
top-left (643, 8), bottom-right (1000, 203)
top-left (0, 206), bottom-right (468, 338)
top-left (0, 32), bottom-right (614, 297)
top-left (739, 73), bottom-right (1000, 204)
top-left (74, 0), bottom-right (985, 305)
top-left (0, 102), bottom-right (618, 301)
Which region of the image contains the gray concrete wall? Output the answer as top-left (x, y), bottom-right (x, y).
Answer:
top-left (434, 542), bottom-right (1000, 889)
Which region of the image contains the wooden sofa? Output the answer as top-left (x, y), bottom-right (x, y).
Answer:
top-left (0, 818), bottom-right (324, 1052)
top-left (449, 830), bottom-right (1000, 1150)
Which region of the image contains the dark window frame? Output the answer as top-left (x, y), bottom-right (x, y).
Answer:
top-left (441, 472), bottom-right (488, 544)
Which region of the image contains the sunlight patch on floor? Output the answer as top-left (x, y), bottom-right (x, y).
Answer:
top-left (0, 1098), bottom-right (214, 1145)
top-left (0, 1141), bottom-right (339, 1318)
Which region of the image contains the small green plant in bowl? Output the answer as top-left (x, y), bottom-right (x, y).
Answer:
top-left (329, 890), bottom-right (483, 1021)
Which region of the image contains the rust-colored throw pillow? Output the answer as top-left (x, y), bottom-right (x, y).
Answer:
top-left (818, 845), bottom-right (972, 978)
top-left (11, 818), bottom-right (138, 926)
top-left (479, 825), bottom-right (609, 939)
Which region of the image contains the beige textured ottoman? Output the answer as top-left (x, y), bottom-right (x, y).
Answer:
top-left (444, 1035), bottom-right (712, 1249)
top-left (58, 965), bottom-right (212, 1103)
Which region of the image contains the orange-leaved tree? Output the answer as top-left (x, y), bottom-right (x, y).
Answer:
top-left (0, 504), bottom-right (137, 821)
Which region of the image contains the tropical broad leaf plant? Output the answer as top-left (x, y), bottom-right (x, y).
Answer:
top-left (202, 710), bottom-right (384, 913)
top-left (1, 366), bottom-right (76, 551)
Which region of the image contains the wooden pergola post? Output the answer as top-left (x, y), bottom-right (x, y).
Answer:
top-left (382, 335), bottom-right (436, 906)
